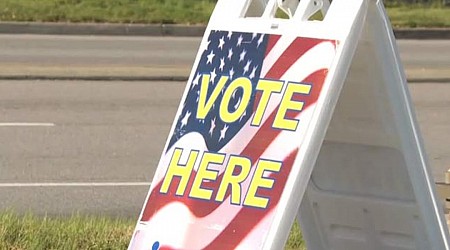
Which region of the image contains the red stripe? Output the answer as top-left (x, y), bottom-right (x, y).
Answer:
top-left (265, 35), bottom-right (281, 57)
top-left (266, 37), bottom-right (324, 79)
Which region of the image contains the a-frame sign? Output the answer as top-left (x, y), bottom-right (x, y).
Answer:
top-left (129, 0), bottom-right (450, 249)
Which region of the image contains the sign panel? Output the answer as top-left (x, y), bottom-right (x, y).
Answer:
top-left (129, 30), bottom-right (337, 249)
top-left (129, 0), bottom-right (450, 249)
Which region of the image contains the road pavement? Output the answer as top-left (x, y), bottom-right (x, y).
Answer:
top-left (0, 35), bottom-right (448, 81)
top-left (0, 80), bottom-right (184, 216)
top-left (0, 79), bottom-right (449, 216)
top-left (0, 35), bottom-right (448, 216)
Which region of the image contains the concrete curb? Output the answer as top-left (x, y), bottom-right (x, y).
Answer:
top-left (0, 22), bottom-right (449, 39)
top-left (394, 28), bottom-right (450, 40)
top-left (1, 75), bottom-right (449, 83)
top-left (0, 75), bottom-right (188, 82)
top-left (0, 22), bottom-right (206, 37)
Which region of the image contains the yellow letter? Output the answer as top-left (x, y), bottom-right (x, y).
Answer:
top-left (251, 79), bottom-right (284, 127)
top-left (189, 152), bottom-right (225, 200)
top-left (215, 155), bottom-right (252, 205)
top-left (197, 74), bottom-right (229, 120)
top-left (160, 148), bottom-right (199, 196)
top-left (273, 82), bottom-right (312, 131)
top-left (219, 77), bottom-right (252, 123)
top-left (243, 159), bottom-right (282, 209)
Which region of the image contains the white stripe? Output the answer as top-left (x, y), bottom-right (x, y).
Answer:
top-left (0, 182), bottom-right (151, 187)
top-left (260, 35), bottom-right (297, 77)
top-left (0, 123), bottom-right (55, 127)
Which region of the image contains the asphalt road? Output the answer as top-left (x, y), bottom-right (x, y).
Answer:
top-left (0, 35), bottom-right (197, 78)
top-left (0, 79), bottom-right (449, 216)
top-left (0, 80), bottom-right (185, 216)
top-left (0, 35), bottom-right (448, 217)
top-left (0, 35), bottom-right (448, 80)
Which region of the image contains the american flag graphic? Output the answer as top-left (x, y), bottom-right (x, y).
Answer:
top-left (129, 30), bottom-right (338, 250)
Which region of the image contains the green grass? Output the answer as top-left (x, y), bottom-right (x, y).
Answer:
top-left (0, 212), bottom-right (306, 250)
top-left (0, 0), bottom-right (216, 24)
top-left (0, 0), bottom-right (449, 27)
top-left (286, 222), bottom-right (307, 250)
top-left (0, 212), bottom-right (134, 249)
top-left (387, 7), bottom-right (450, 28)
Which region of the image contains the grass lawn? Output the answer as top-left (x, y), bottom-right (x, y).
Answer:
top-left (0, 0), bottom-right (216, 24)
top-left (0, 212), bottom-right (306, 249)
top-left (0, 0), bottom-right (449, 27)
top-left (0, 212), bottom-right (133, 249)
top-left (388, 7), bottom-right (450, 27)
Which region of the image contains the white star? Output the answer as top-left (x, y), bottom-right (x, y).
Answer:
top-left (229, 67), bottom-right (235, 79)
top-left (239, 50), bottom-right (247, 62)
top-left (249, 66), bottom-right (258, 79)
top-left (243, 60), bottom-right (252, 74)
top-left (210, 69), bottom-right (217, 84)
top-left (219, 125), bottom-right (229, 141)
top-left (209, 118), bottom-right (216, 135)
top-left (227, 31), bottom-right (233, 39)
top-left (227, 48), bottom-right (233, 60)
top-left (180, 111), bottom-right (191, 128)
top-left (207, 50), bottom-right (215, 64)
top-left (219, 58), bottom-right (225, 71)
top-left (257, 35), bottom-right (264, 47)
top-left (201, 39), bottom-right (211, 51)
top-left (237, 35), bottom-right (243, 46)
top-left (191, 73), bottom-right (201, 88)
top-left (252, 33), bottom-right (257, 40)
top-left (218, 36), bottom-right (225, 50)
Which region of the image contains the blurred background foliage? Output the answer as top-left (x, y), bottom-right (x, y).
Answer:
top-left (0, 0), bottom-right (448, 27)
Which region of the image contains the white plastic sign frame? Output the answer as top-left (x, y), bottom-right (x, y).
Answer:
top-left (129, 0), bottom-right (450, 249)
